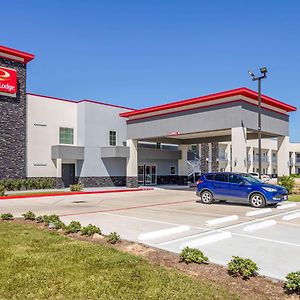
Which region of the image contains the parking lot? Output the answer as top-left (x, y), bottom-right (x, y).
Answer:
top-left (1, 188), bottom-right (300, 280)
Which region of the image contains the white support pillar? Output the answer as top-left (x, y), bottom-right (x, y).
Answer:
top-left (126, 139), bottom-right (138, 187)
top-left (225, 143), bottom-right (231, 172)
top-left (277, 136), bottom-right (289, 176)
top-left (231, 127), bottom-right (247, 173)
top-left (178, 144), bottom-right (188, 175)
top-left (248, 146), bottom-right (254, 173)
top-left (267, 148), bottom-right (272, 175)
top-left (208, 143), bottom-right (212, 172)
top-left (56, 158), bottom-right (62, 178)
top-left (291, 152), bottom-right (296, 175)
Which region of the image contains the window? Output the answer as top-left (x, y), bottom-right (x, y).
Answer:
top-left (109, 130), bottom-right (117, 146)
top-left (214, 174), bottom-right (227, 182)
top-left (204, 174), bottom-right (214, 181)
top-left (170, 166), bottom-right (176, 175)
top-left (59, 127), bottom-right (74, 144)
top-left (229, 174), bottom-right (244, 184)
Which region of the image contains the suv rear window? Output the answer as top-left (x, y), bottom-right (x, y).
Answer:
top-left (214, 174), bottom-right (227, 182)
top-left (204, 174), bottom-right (214, 181)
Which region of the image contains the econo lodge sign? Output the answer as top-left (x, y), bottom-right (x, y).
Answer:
top-left (0, 67), bottom-right (17, 94)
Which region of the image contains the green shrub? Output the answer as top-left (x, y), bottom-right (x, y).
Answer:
top-left (228, 256), bottom-right (259, 279)
top-left (0, 213), bottom-right (14, 221)
top-left (179, 247), bottom-right (208, 264)
top-left (107, 232), bottom-right (120, 244)
top-left (36, 215), bottom-right (46, 223)
top-left (278, 176), bottom-right (295, 194)
top-left (0, 178), bottom-right (56, 191)
top-left (81, 224), bottom-right (101, 236)
top-left (284, 271), bottom-right (300, 294)
top-left (70, 184), bottom-right (82, 192)
top-left (22, 211), bottom-right (36, 220)
top-left (65, 221), bottom-right (82, 234)
top-left (43, 214), bottom-right (61, 225)
top-left (0, 185), bottom-right (6, 196)
top-left (50, 220), bottom-right (65, 230)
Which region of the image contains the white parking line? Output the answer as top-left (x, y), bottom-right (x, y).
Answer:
top-left (243, 220), bottom-right (277, 232)
top-left (282, 212), bottom-right (300, 221)
top-left (277, 203), bottom-right (297, 210)
top-left (246, 208), bottom-right (272, 217)
top-left (179, 232), bottom-right (232, 249)
top-left (158, 208), bottom-right (300, 246)
top-left (138, 225), bottom-right (190, 241)
top-left (232, 232), bottom-right (300, 247)
top-left (206, 215), bottom-right (239, 226)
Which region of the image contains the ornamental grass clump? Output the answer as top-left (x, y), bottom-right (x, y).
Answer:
top-left (70, 184), bottom-right (82, 192)
top-left (227, 256), bottom-right (259, 279)
top-left (179, 247), bottom-right (208, 264)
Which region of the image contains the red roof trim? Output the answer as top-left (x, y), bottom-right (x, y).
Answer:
top-left (120, 87), bottom-right (297, 118)
top-left (27, 93), bottom-right (135, 110)
top-left (0, 45), bottom-right (35, 64)
top-left (126, 99), bottom-right (289, 123)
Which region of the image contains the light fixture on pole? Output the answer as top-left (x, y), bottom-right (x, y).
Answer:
top-left (248, 67), bottom-right (268, 179)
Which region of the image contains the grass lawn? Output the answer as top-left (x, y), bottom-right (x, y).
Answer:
top-left (0, 222), bottom-right (237, 300)
top-left (288, 194), bottom-right (300, 202)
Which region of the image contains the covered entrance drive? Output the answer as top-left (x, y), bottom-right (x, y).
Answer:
top-left (121, 87), bottom-right (296, 187)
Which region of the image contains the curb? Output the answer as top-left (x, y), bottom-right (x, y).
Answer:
top-left (0, 187), bottom-right (154, 200)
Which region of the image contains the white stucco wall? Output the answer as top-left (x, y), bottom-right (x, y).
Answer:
top-left (77, 101), bottom-right (130, 177)
top-left (27, 95), bottom-right (77, 177)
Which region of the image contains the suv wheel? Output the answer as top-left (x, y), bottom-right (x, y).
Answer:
top-left (200, 190), bottom-right (214, 204)
top-left (250, 193), bottom-right (266, 208)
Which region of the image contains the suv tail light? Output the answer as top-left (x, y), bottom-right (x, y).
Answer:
top-left (196, 180), bottom-right (203, 185)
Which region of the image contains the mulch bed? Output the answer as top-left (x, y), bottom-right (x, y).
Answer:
top-left (7, 219), bottom-right (299, 300)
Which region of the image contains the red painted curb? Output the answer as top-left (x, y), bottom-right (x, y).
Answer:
top-left (0, 188), bottom-right (154, 200)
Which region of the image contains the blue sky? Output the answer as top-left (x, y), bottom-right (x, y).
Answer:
top-left (2, 0), bottom-right (299, 141)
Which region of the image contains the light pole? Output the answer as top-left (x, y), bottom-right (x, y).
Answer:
top-left (248, 67), bottom-right (268, 179)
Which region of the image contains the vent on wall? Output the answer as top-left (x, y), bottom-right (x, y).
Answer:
top-left (34, 123), bottom-right (47, 127)
top-left (34, 164), bottom-right (47, 167)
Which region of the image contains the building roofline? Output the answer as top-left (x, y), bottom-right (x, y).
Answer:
top-left (0, 45), bottom-right (35, 64)
top-left (26, 93), bottom-right (135, 111)
top-left (120, 87), bottom-right (297, 118)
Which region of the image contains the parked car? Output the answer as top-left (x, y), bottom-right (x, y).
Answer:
top-left (248, 172), bottom-right (270, 183)
top-left (196, 172), bottom-right (288, 208)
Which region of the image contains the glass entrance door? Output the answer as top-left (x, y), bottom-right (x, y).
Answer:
top-left (138, 165), bottom-right (144, 185)
top-left (138, 164), bottom-right (157, 185)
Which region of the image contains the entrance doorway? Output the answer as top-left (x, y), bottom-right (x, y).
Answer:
top-left (62, 164), bottom-right (76, 187)
top-left (138, 164), bottom-right (157, 185)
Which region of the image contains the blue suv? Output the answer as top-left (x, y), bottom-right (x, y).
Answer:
top-left (196, 172), bottom-right (288, 208)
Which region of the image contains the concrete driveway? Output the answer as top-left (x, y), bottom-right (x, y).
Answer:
top-left (1, 188), bottom-right (299, 280)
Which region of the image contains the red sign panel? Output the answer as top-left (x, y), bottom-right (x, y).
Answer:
top-left (0, 67), bottom-right (17, 94)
